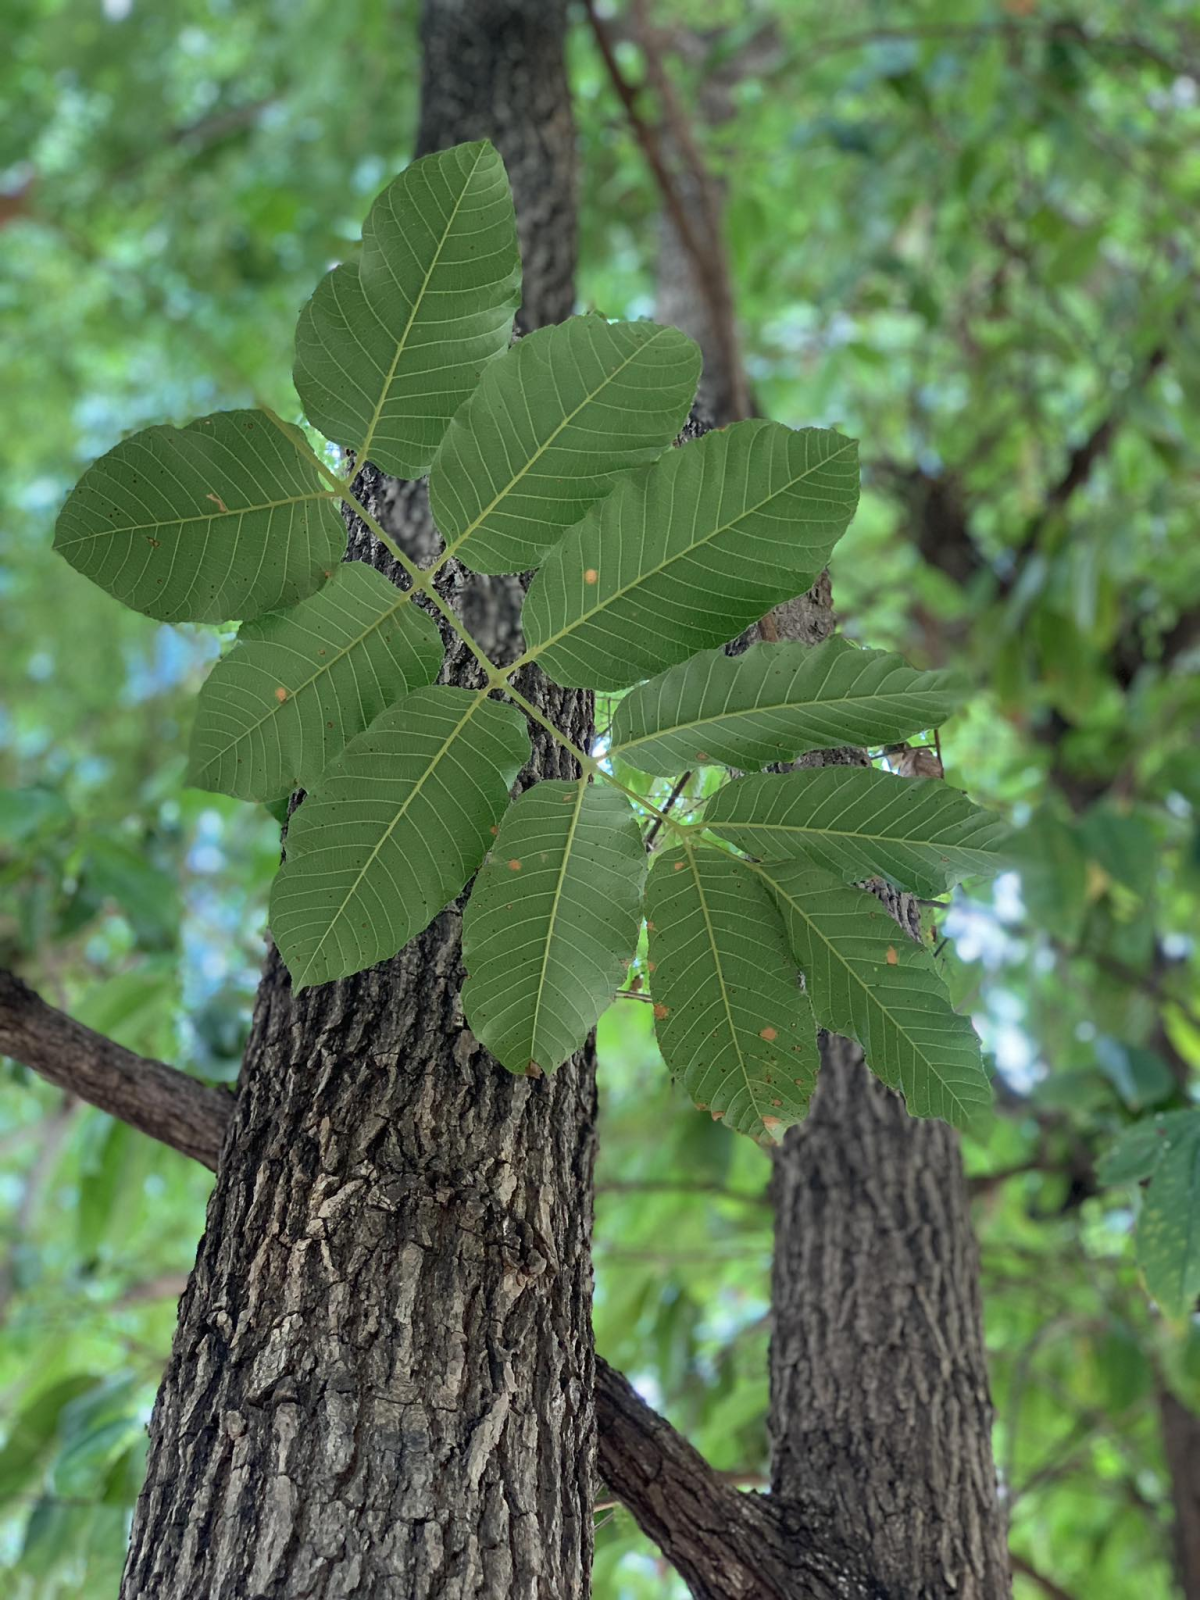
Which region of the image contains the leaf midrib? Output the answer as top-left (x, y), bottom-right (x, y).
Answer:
top-left (299, 687), bottom-right (490, 979)
top-left (526, 777), bottom-right (589, 1066)
top-left (438, 326), bottom-right (672, 564)
top-left (527, 434), bottom-right (857, 663)
top-left (355, 143), bottom-right (490, 471)
top-left (687, 848), bottom-right (772, 1133)
top-left (758, 863), bottom-right (979, 1125)
top-left (193, 588), bottom-right (415, 779)
top-left (709, 815), bottom-right (995, 858)
top-left (613, 686), bottom-right (928, 760)
top-left (59, 491), bottom-right (334, 544)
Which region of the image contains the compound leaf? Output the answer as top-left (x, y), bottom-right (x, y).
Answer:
top-left (522, 420), bottom-right (859, 690)
top-left (270, 686), bottom-right (529, 990)
top-left (294, 140), bottom-right (520, 478)
top-left (462, 779), bottom-right (646, 1073)
top-left (187, 562), bottom-right (444, 801)
top-left (54, 411), bottom-right (342, 623)
top-left (645, 845), bottom-right (820, 1141)
top-left (760, 860), bottom-right (991, 1129)
top-left (705, 768), bottom-right (1009, 897)
top-left (430, 315), bottom-right (701, 573)
top-left (610, 637), bottom-right (967, 775)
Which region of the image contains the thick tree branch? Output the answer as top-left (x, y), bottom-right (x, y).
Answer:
top-left (2, 969), bottom-right (1023, 1594)
top-left (894, 342), bottom-right (1170, 599)
top-left (596, 1358), bottom-right (788, 1598)
top-left (1010, 1550), bottom-right (1083, 1600)
top-left (0, 968), bottom-right (232, 1170)
top-left (596, 1358), bottom-right (875, 1598)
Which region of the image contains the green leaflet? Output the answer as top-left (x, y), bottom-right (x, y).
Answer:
top-left (53, 411), bottom-right (342, 624)
top-left (430, 315), bottom-right (701, 573)
top-left (522, 420), bottom-right (860, 690)
top-left (704, 768), bottom-right (1010, 897)
top-left (293, 141), bottom-right (520, 478)
top-left (1098, 1111), bottom-right (1200, 1186)
top-left (462, 779), bottom-right (646, 1073)
top-left (1099, 1110), bottom-right (1200, 1316)
top-left (609, 637), bottom-right (968, 775)
top-left (0, 1375), bottom-right (102, 1505)
top-left (645, 845), bottom-right (820, 1141)
top-left (1137, 1125), bottom-right (1200, 1317)
top-left (758, 860), bottom-right (991, 1130)
top-left (187, 563), bottom-right (444, 801)
top-left (270, 686), bottom-right (529, 990)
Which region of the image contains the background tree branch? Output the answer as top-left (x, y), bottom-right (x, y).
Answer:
top-left (0, 968), bottom-right (232, 1170)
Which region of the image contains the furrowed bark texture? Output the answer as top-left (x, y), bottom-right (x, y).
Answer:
top-left (1159, 1385), bottom-right (1200, 1598)
top-left (121, 4), bottom-right (597, 1598)
top-left (771, 1036), bottom-right (1010, 1599)
top-left (764, 592), bottom-right (1011, 1598)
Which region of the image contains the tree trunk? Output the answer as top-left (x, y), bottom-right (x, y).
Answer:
top-left (1159, 1385), bottom-right (1200, 1598)
top-left (771, 1036), bottom-right (1011, 1598)
top-left (120, 5), bottom-right (597, 1597)
top-left (642, 63), bottom-right (1012, 1577)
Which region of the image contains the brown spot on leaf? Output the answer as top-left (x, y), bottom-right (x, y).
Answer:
top-left (653, 1003), bottom-right (669, 1020)
top-left (886, 945), bottom-right (898, 965)
top-left (760, 1026), bottom-right (777, 1041)
top-left (274, 687), bottom-right (288, 702)
top-left (508, 859), bottom-right (522, 871)
top-left (762, 1116), bottom-right (781, 1129)
top-left (673, 860), bottom-right (685, 872)
top-left (584, 568), bottom-right (599, 584)
top-left (205, 492), bottom-right (229, 513)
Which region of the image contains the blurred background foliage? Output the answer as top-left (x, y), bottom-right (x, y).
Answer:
top-left (2, 0), bottom-right (1199, 1595)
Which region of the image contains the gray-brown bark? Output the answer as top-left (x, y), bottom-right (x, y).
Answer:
top-left (120, 4), bottom-right (597, 1597)
top-left (1159, 1384), bottom-right (1200, 1599)
top-left (596, 1358), bottom-right (880, 1600)
top-left (656, 121), bottom-right (1011, 1579)
top-left (0, 966), bottom-right (231, 1170)
top-left (772, 1037), bottom-right (1011, 1599)
top-left (765, 593), bottom-right (1011, 1598)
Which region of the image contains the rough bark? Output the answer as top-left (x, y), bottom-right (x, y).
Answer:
top-left (771, 1036), bottom-right (1010, 1598)
top-left (0, 966), bottom-right (231, 1170)
top-left (418, 0), bottom-right (576, 332)
top-left (121, 5), bottom-right (597, 1597)
top-left (764, 583), bottom-right (1011, 1598)
top-left (748, 608), bottom-right (1009, 1595)
top-left (596, 1358), bottom-right (879, 1600)
top-left (1159, 1384), bottom-right (1200, 1599)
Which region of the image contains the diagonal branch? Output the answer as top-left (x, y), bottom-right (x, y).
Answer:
top-left (1010, 1550), bottom-right (1083, 1600)
top-left (5, 971), bottom-right (795, 1587)
top-left (0, 968), bottom-right (1025, 1594)
top-left (595, 1357), bottom-right (795, 1599)
top-left (0, 968), bottom-right (232, 1170)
